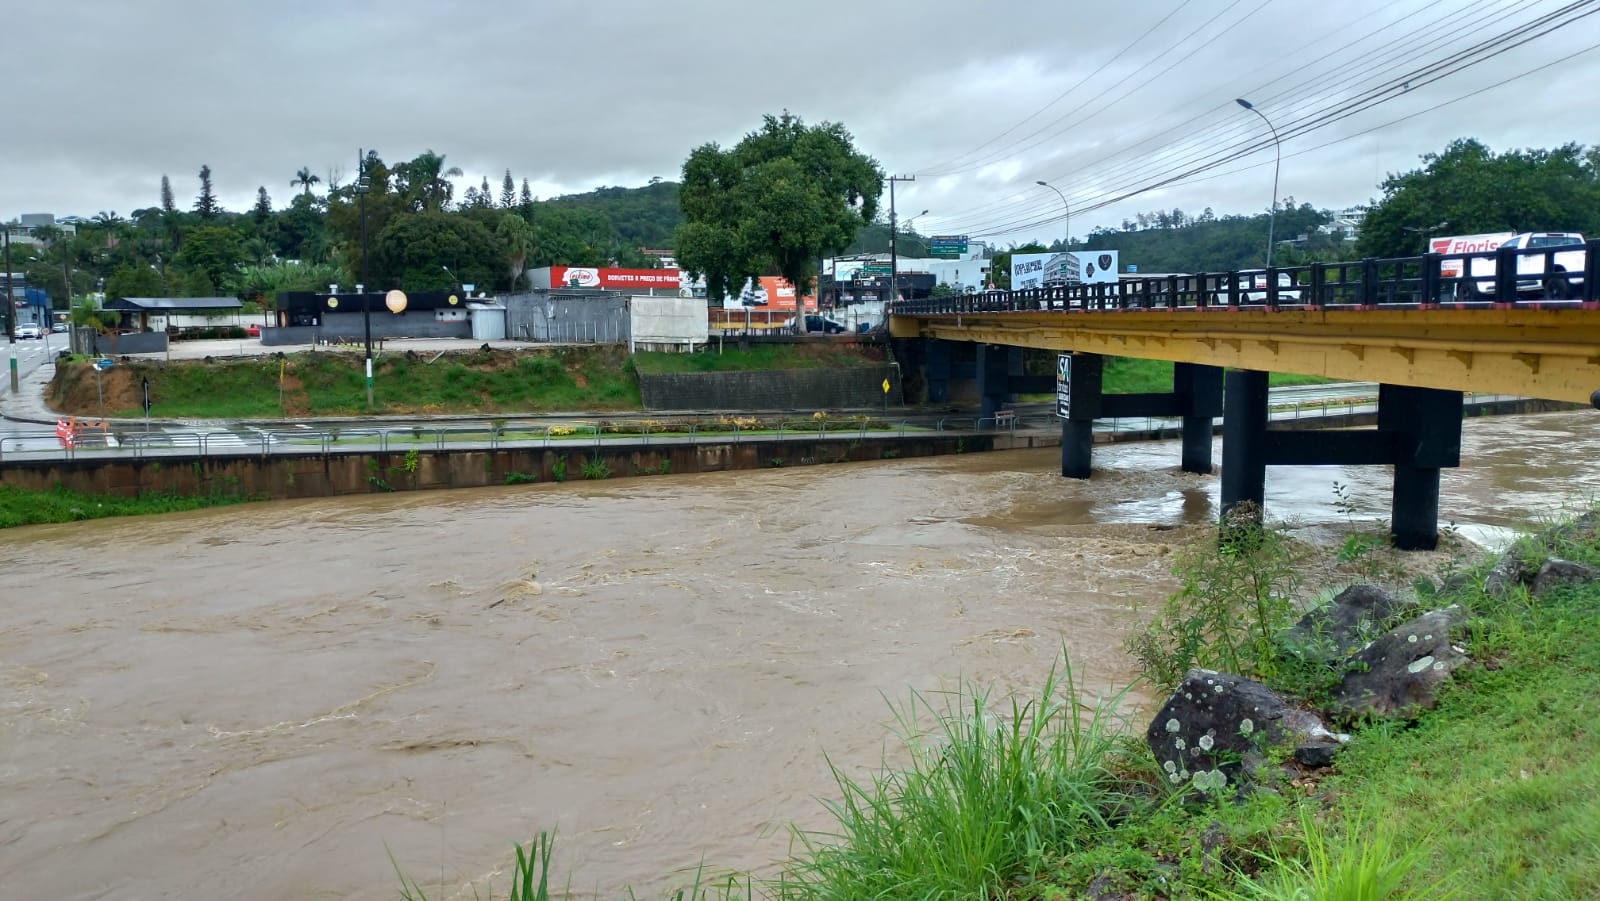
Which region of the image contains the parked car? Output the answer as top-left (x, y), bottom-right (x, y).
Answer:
top-left (783, 314), bottom-right (849, 334)
top-left (16, 324), bottom-right (41, 339)
top-left (51, 322), bottom-right (67, 333)
top-left (1448, 231), bottom-right (1587, 300)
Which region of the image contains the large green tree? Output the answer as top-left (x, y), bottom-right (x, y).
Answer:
top-left (372, 212), bottom-right (499, 292)
top-left (675, 112), bottom-right (882, 323)
top-left (175, 225), bottom-right (245, 291)
top-left (1359, 139), bottom-right (1600, 258)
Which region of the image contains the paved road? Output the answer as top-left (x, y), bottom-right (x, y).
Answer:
top-left (0, 335), bottom-right (56, 393)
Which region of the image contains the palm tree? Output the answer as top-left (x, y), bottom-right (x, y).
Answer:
top-left (403, 150), bottom-right (463, 212)
top-left (290, 167), bottom-right (322, 196)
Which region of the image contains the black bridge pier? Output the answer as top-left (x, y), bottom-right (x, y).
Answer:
top-left (1057, 353), bottom-right (1223, 479)
top-left (1220, 371), bottom-right (1463, 550)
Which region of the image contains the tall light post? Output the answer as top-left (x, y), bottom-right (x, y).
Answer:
top-left (1035, 180), bottom-right (1070, 249)
top-left (1235, 97), bottom-right (1281, 268)
top-left (4, 225), bottom-right (17, 392)
top-left (887, 174), bottom-right (915, 310)
top-left (353, 172), bottom-right (373, 406)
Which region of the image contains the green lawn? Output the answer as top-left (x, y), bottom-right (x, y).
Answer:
top-left (1104, 356), bottom-right (1336, 394)
top-left (53, 347), bottom-right (644, 419)
top-left (0, 483), bottom-right (255, 529)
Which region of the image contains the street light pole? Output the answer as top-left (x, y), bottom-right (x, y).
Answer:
top-left (1035, 180), bottom-right (1070, 249)
top-left (355, 170), bottom-right (372, 407)
top-left (887, 174), bottom-right (915, 309)
top-left (4, 226), bottom-right (17, 393)
top-left (1235, 97), bottom-right (1281, 268)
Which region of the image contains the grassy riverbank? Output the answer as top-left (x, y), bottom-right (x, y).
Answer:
top-left (399, 510), bottom-right (1600, 898)
top-left (0, 483), bottom-right (257, 529)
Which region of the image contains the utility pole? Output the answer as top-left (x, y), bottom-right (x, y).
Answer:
top-left (887, 174), bottom-right (915, 310)
top-left (4, 226), bottom-right (17, 393)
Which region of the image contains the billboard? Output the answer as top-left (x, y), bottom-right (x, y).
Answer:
top-left (546, 266), bottom-right (684, 290)
top-left (1010, 251), bottom-right (1119, 290)
top-left (720, 276), bottom-right (817, 312)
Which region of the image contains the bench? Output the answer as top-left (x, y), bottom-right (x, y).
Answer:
top-left (993, 409), bottom-right (1016, 430)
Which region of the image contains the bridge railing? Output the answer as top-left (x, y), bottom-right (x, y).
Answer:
top-left (894, 240), bottom-right (1600, 315)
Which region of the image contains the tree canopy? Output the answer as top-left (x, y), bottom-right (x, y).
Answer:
top-left (1358, 139), bottom-right (1600, 257)
top-left (675, 112), bottom-right (882, 303)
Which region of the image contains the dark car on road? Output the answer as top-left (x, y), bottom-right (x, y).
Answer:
top-left (785, 314), bottom-right (849, 334)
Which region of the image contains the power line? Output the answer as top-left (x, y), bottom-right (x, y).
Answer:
top-left (922, 0), bottom-right (1523, 230)
top-left (941, 0), bottom-right (1600, 238)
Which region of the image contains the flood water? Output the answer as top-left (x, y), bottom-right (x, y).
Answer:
top-left (2, 410), bottom-right (1596, 899)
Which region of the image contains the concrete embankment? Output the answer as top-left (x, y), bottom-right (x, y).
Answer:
top-left (0, 434), bottom-right (988, 499)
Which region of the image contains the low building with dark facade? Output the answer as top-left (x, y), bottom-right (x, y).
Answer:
top-left (272, 290), bottom-right (474, 343)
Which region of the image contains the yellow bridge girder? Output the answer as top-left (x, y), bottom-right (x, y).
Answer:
top-left (890, 308), bottom-right (1600, 404)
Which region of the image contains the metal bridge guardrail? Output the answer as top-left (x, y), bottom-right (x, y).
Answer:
top-left (0, 417), bottom-right (928, 463)
top-left (895, 241), bottom-right (1600, 315)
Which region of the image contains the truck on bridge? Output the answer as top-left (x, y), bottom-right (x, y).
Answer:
top-left (1432, 231), bottom-right (1587, 300)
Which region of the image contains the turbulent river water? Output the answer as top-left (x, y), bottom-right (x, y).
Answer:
top-left (2, 410), bottom-right (1597, 899)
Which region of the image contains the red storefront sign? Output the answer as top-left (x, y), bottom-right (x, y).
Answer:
top-left (548, 266), bottom-right (684, 289)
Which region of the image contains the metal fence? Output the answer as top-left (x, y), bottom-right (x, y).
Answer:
top-left (0, 418), bottom-right (942, 462)
top-left (897, 241), bottom-right (1600, 315)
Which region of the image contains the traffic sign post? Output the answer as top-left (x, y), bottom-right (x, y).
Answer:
top-left (94, 358), bottom-right (113, 420)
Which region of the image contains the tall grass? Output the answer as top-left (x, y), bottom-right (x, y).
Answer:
top-left (393, 833), bottom-right (555, 901)
top-left (780, 658), bottom-right (1130, 897)
top-left (1210, 807), bottom-right (1458, 901)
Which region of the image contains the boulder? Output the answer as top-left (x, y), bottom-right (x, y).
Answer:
top-left (1482, 553), bottom-right (1534, 599)
top-left (1530, 558), bottom-right (1600, 596)
top-left (1283, 584), bottom-right (1414, 661)
top-left (1146, 669), bottom-right (1344, 795)
top-left (1329, 607), bottom-right (1466, 721)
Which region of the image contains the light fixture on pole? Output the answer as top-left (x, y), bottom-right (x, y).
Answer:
top-left (903, 209), bottom-right (929, 255)
top-left (1235, 97), bottom-right (1281, 268)
top-left (1035, 180), bottom-right (1070, 249)
top-left (353, 171), bottom-right (373, 406)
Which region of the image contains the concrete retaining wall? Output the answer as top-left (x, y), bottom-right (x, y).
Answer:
top-left (0, 434), bottom-right (984, 500)
top-left (638, 365), bottom-right (902, 411)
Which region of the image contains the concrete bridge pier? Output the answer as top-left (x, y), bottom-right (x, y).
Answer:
top-left (1058, 355), bottom-right (1224, 479)
top-left (1221, 371), bottom-right (1462, 550)
top-left (975, 344), bottom-right (1021, 423)
top-left (925, 339), bottom-right (953, 404)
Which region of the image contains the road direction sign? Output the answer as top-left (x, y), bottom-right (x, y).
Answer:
top-left (929, 235), bottom-right (969, 256)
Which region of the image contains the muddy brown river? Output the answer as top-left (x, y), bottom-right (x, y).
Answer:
top-left (2, 410), bottom-right (1597, 899)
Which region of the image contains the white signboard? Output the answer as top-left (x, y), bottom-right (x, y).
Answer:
top-left (1011, 250), bottom-right (1120, 290)
top-left (1056, 354), bottom-right (1072, 419)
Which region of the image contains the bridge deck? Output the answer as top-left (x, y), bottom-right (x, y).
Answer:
top-left (891, 306), bottom-right (1600, 403)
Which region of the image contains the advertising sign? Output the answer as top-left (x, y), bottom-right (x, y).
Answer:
top-left (1010, 251), bottom-right (1120, 290)
top-left (720, 276), bottom-right (817, 312)
top-left (548, 266), bottom-right (683, 290)
top-left (1429, 233), bottom-right (1514, 279)
top-left (929, 235), bottom-right (970, 256)
top-left (1056, 354), bottom-right (1072, 419)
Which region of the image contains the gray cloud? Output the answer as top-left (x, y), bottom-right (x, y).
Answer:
top-left (6, 0), bottom-right (1597, 247)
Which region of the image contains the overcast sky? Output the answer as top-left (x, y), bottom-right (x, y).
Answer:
top-left (6, 0), bottom-right (1598, 247)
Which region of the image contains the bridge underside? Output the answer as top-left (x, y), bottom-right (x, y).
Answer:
top-left (891, 308), bottom-right (1600, 404)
